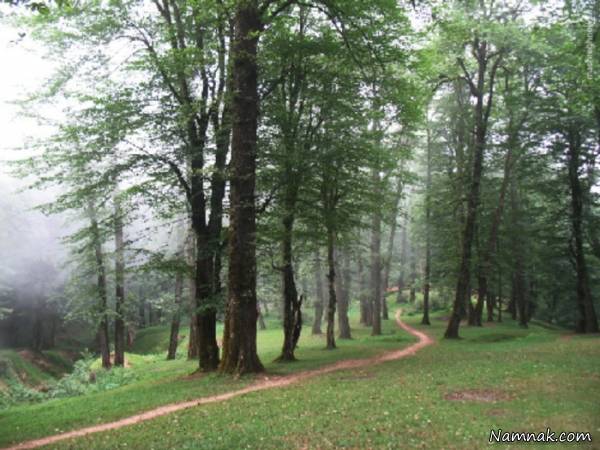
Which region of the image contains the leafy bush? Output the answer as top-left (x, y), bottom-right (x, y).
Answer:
top-left (1, 352), bottom-right (138, 409)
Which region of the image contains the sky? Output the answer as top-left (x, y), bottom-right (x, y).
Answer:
top-left (0, 8), bottom-right (66, 268)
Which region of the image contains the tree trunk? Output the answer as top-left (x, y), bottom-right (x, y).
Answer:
top-left (277, 210), bottom-right (301, 362)
top-left (88, 201), bottom-right (111, 369)
top-left (167, 269), bottom-right (184, 360)
top-left (195, 238), bottom-right (220, 371)
top-left (257, 303), bottom-right (266, 330)
top-left (220, 0), bottom-right (264, 374)
top-left (358, 254), bottom-right (371, 325)
top-left (383, 175), bottom-right (403, 308)
top-left (337, 249), bottom-right (351, 339)
top-left (510, 178), bottom-right (528, 328)
top-left (445, 41), bottom-right (503, 339)
top-left (486, 291), bottom-right (494, 322)
top-left (409, 245), bottom-right (416, 304)
top-left (325, 229), bottom-right (337, 349)
top-left (312, 250), bottom-right (324, 334)
top-left (567, 128), bottom-right (599, 333)
top-left (370, 170), bottom-right (382, 336)
top-left (114, 195), bottom-right (126, 367)
top-left (396, 214), bottom-right (408, 304)
top-left (474, 131), bottom-right (516, 326)
top-left (422, 126), bottom-right (432, 326)
top-left (186, 231), bottom-right (199, 359)
top-left (497, 271), bottom-right (503, 323)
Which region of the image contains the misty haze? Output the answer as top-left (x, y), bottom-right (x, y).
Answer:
top-left (0, 1), bottom-right (599, 449)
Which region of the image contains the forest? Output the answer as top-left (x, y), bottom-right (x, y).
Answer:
top-left (0, 0), bottom-right (599, 449)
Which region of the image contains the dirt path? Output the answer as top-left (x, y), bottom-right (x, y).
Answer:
top-left (5, 310), bottom-right (434, 450)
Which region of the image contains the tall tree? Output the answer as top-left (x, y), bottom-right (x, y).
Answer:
top-left (444, 4), bottom-right (507, 339)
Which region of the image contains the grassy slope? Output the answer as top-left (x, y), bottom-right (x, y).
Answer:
top-left (0, 304), bottom-right (411, 447)
top-left (0, 349), bottom-right (75, 388)
top-left (49, 310), bottom-right (600, 450)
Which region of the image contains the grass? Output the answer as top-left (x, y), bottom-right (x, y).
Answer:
top-left (0, 301), bottom-right (412, 447)
top-left (0, 350), bottom-right (56, 387)
top-left (38, 308), bottom-right (600, 450)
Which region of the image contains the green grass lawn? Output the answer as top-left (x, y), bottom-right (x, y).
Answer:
top-left (0, 302), bottom-right (412, 447)
top-left (35, 308), bottom-right (600, 450)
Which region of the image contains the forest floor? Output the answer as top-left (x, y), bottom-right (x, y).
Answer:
top-left (0, 299), bottom-right (414, 448)
top-left (2, 301), bottom-right (600, 449)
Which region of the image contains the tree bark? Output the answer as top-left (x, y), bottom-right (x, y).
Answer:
top-left (422, 125), bottom-right (432, 326)
top-left (358, 254), bottom-right (371, 325)
top-left (257, 303), bottom-right (266, 330)
top-left (88, 201), bottom-right (111, 369)
top-left (337, 249), bottom-right (351, 339)
top-left (485, 291), bottom-right (494, 322)
top-left (509, 178), bottom-right (528, 328)
top-left (186, 231), bottom-right (199, 359)
top-left (113, 195), bottom-right (126, 367)
top-left (220, 0), bottom-right (264, 374)
top-left (277, 208), bottom-right (302, 361)
top-left (567, 128), bottom-right (599, 333)
top-left (167, 269), bottom-right (184, 360)
top-left (325, 229), bottom-right (337, 349)
top-left (370, 169), bottom-right (382, 336)
top-left (396, 214), bottom-right (408, 304)
top-left (312, 250), bottom-right (325, 334)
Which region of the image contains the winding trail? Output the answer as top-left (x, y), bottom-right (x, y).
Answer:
top-left (5, 310), bottom-right (434, 450)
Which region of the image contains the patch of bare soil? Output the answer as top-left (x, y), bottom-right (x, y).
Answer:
top-left (4, 309), bottom-right (434, 450)
top-left (444, 389), bottom-right (512, 403)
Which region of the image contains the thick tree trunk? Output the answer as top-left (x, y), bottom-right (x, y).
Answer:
top-left (312, 250), bottom-right (325, 334)
top-left (167, 270), bottom-right (184, 360)
top-left (337, 249), bottom-right (351, 339)
top-left (220, 0), bottom-right (264, 374)
top-left (195, 240), bottom-right (220, 371)
top-left (88, 201), bottom-right (111, 369)
top-left (184, 231), bottom-right (199, 359)
top-left (567, 129), bottom-right (599, 333)
top-left (325, 229), bottom-right (337, 349)
top-left (114, 196), bottom-right (126, 367)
